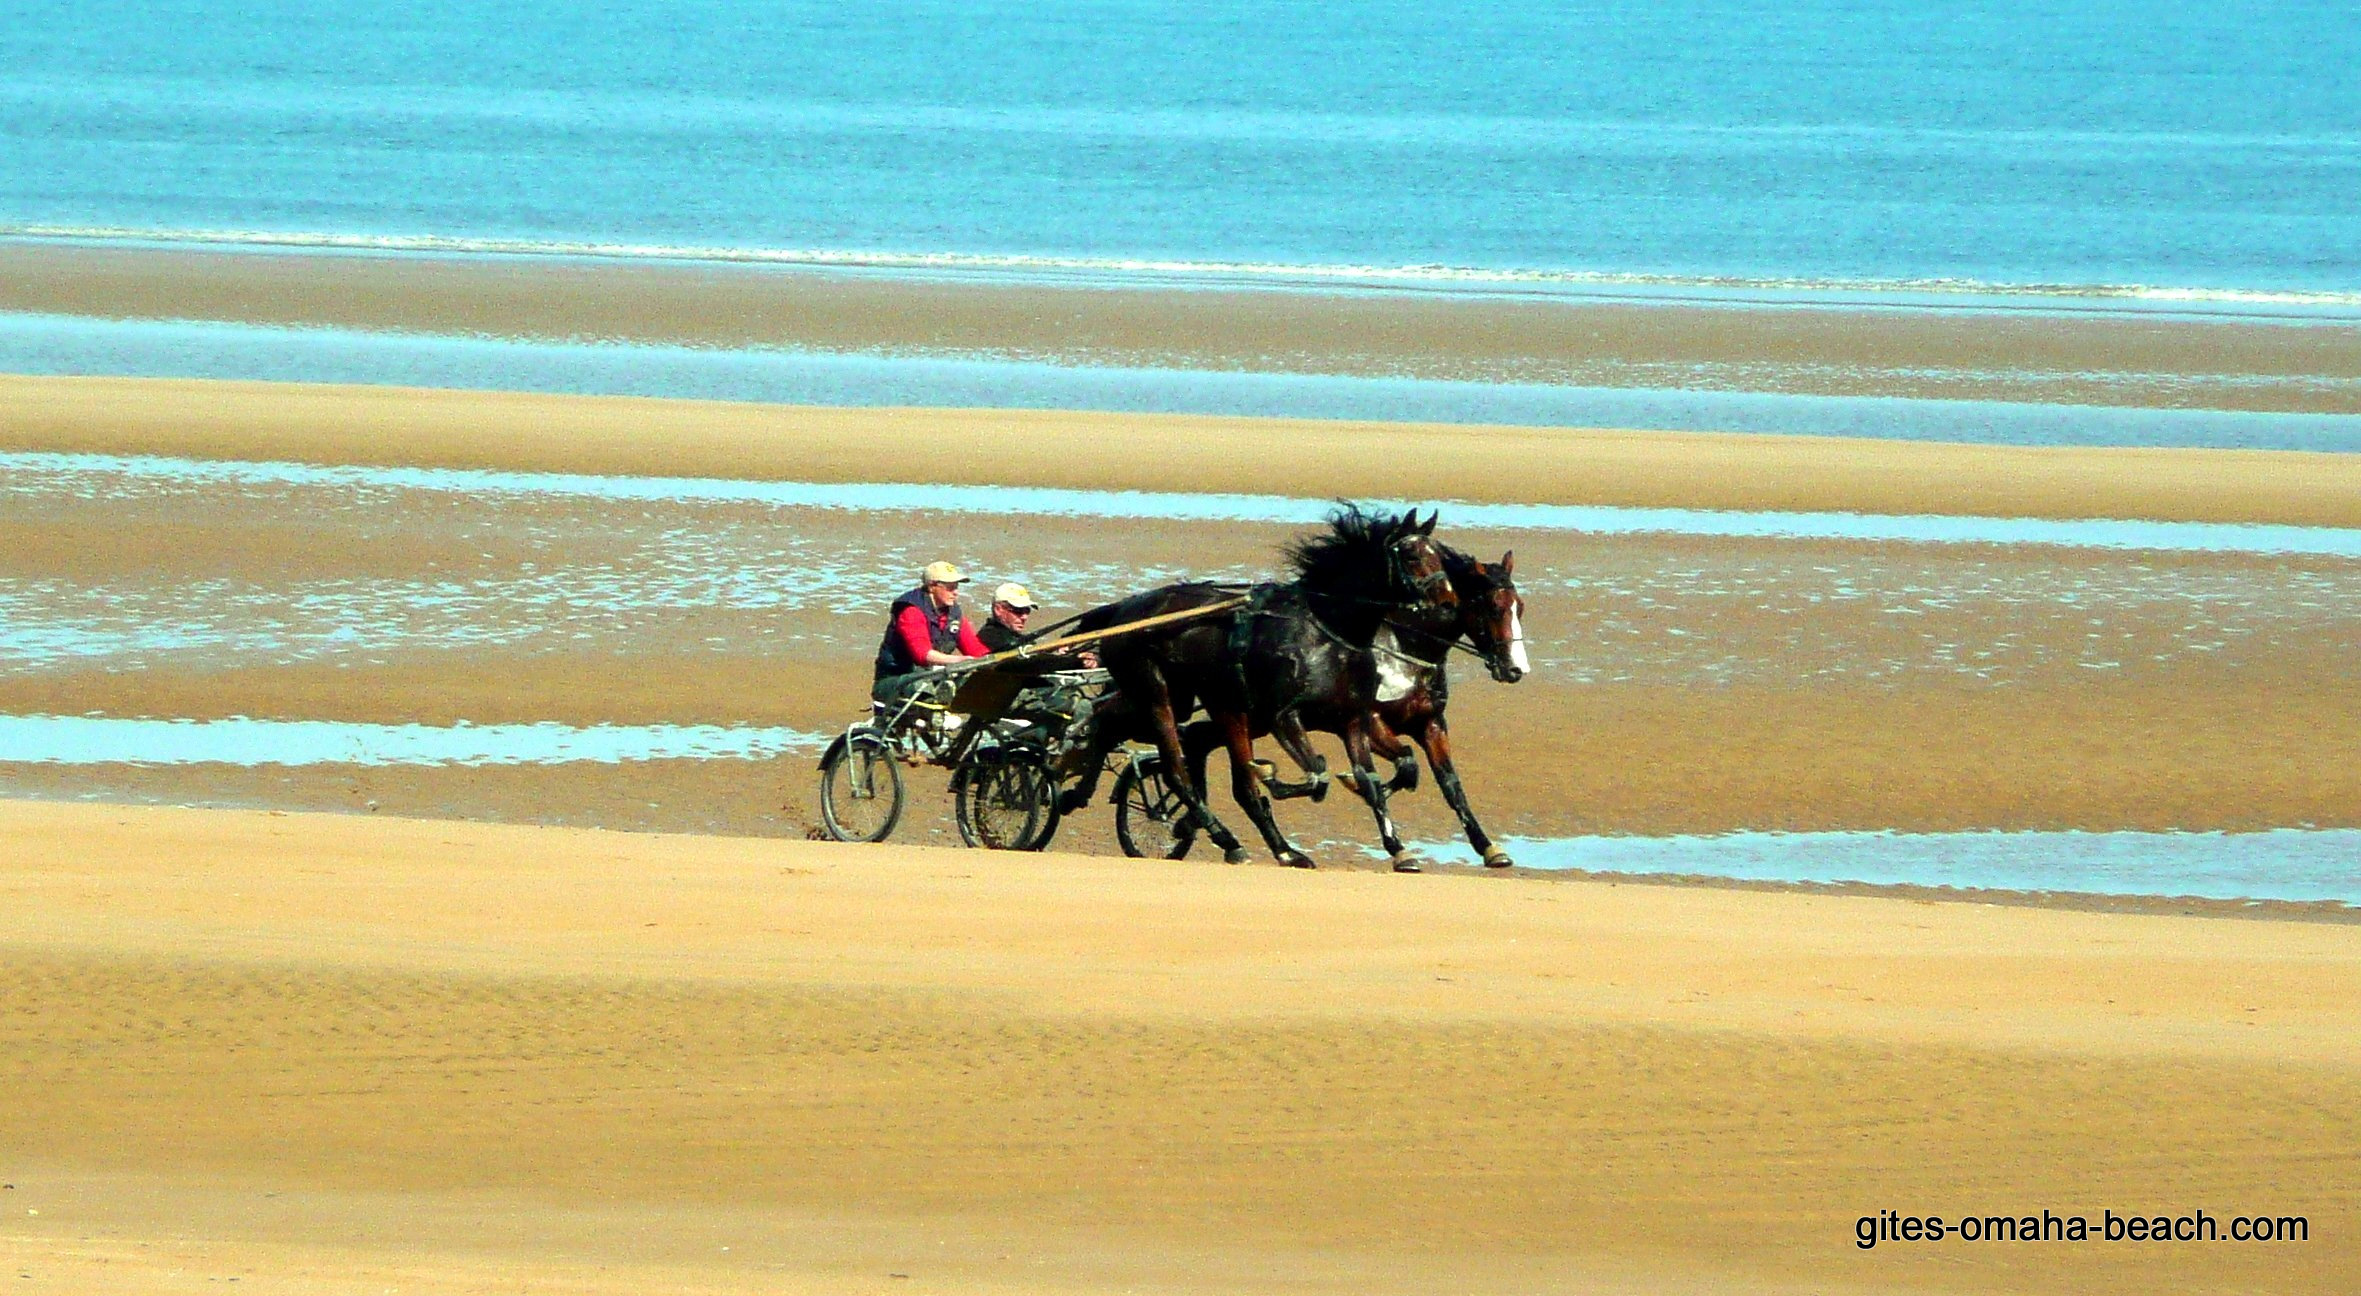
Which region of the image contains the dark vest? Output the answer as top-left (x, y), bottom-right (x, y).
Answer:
top-left (977, 617), bottom-right (1027, 655)
top-left (874, 587), bottom-right (968, 680)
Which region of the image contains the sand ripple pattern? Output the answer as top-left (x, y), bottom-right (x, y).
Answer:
top-left (7, 949), bottom-right (2356, 1288)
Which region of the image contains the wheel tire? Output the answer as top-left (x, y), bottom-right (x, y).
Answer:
top-left (818, 731), bottom-right (904, 843)
top-left (955, 745), bottom-right (1060, 851)
top-left (1113, 756), bottom-right (1198, 860)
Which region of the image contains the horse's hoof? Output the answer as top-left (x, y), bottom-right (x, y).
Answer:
top-left (1055, 788), bottom-right (1091, 815)
top-left (1482, 849), bottom-right (1514, 869)
top-left (1279, 852), bottom-right (1317, 869)
top-left (1390, 856), bottom-right (1423, 874)
top-left (1223, 847), bottom-right (1252, 865)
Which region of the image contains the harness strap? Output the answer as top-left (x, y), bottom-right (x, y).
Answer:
top-left (1227, 584), bottom-right (1275, 708)
top-left (1299, 602), bottom-right (1478, 676)
top-left (1382, 616), bottom-right (1495, 665)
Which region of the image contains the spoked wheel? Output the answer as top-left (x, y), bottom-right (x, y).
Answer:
top-left (1113, 754), bottom-right (1198, 860)
top-left (818, 730), bottom-right (904, 843)
top-left (955, 744), bottom-right (1061, 851)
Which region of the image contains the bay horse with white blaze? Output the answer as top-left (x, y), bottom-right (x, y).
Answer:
top-left (1176, 541), bottom-right (1529, 870)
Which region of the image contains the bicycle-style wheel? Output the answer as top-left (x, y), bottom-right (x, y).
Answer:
top-left (1112, 755), bottom-right (1197, 860)
top-left (818, 730), bottom-right (904, 843)
top-left (954, 745), bottom-right (1060, 851)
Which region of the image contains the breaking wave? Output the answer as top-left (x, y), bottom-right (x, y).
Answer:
top-left (9, 224), bottom-right (2360, 317)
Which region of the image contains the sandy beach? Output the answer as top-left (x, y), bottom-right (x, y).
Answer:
top-left (5, 799), bottom-right (2357, 1294)
top-left (4, 366), bottom-right (2356, 1292)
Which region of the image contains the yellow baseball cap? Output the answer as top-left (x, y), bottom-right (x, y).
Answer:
top-left (922, 561), bottom-right (967, 585)
top-left (993, 583), bottom-right (1037, 609)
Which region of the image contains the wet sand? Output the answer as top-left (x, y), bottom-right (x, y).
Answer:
top-left (4, 660), bottom-right (2355, 847)
top-left (4, 435), bottom-right (2356, 841)
top-left (6, 242), bottom-right (2361, 412)
top-left (5, 799), bottom-right (2358, 1294)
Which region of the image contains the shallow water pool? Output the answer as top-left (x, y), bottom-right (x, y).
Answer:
top-left (0, 714), bottom-right (827, 766)
top-left (5, 311), bottom-right (2360, 452)
top-left (1413, 829), bottom-right (2361, 905)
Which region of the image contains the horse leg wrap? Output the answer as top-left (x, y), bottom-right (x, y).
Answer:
top-left (1206, 821), bottom-right (1248, 862)
top-left (1387, 753), bottom-right (1420, 793)
top-left (1266, 771), bottom-right (1328, 801)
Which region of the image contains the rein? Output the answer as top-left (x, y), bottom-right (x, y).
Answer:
top-left (1286, 595), bottom-right (1487, 674)
top-left (1391, 546), bottom-right (1454, 603)
top-left (1020, 581), bottom-right (1255, 647)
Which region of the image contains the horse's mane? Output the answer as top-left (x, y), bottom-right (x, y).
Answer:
top-left (1283, 504), bottom-right (1407, 603)
top-left (1440, 542), bottom-right (1500, 592)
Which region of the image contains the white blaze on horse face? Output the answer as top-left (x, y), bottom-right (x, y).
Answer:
top-left (1372, 626), bottom-right (1425, 702)
top-left (1505, 604), bottom-right (1531, 675)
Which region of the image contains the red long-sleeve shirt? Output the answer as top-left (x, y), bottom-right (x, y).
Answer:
top-left (895, 602), bottom-right (987, 665)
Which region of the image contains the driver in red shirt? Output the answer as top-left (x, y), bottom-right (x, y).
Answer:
top-left (871, 560), bottom-right (990, 704)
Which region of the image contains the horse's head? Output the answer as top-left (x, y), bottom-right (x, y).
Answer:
top-left (1449, 549), bottom-right (1529, 684)
top-left (1287, 505), bottom-right (1457, 625)
top-left (1385, 509), bottom-right (1458, 613)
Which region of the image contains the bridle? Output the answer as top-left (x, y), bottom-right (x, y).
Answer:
top-left (1387, 561), bottom-right (1526, 681)
top-left (1382, 602), bottom-right (1519, 678)
top-left (1389, 533), bottom-right (1456, 606)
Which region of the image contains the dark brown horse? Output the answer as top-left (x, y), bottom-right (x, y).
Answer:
top-left (1061, 506), bottom-right (1456, 867)
top-left (1358, 545), bottom-right (1529, 868)
top-left (1177, 543), bottom-right (1528, 870)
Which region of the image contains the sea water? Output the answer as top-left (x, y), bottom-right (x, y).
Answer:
top-left (3, 0), bottom-right (2357, 305)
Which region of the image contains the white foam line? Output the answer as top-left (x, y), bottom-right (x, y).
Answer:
top-left (9, 452), bottom-right (2359, 558)
top-left (9, 224), bottom-right (2361, 311)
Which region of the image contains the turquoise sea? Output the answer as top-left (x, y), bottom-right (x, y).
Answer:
top-left (4, 0), bottom-right (2358, 306)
